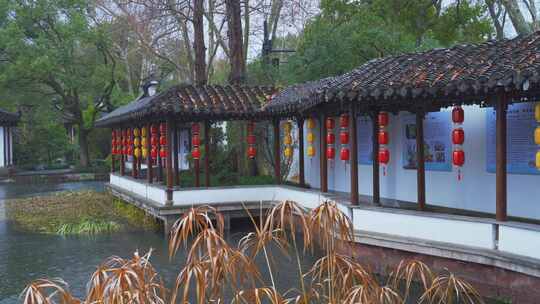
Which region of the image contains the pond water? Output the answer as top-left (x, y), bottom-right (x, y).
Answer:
top-left (0, 181), bottom-right (317, 303)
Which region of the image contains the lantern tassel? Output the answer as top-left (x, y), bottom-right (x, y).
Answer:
top-left (458, 168), bottom-right (462, 181)
top-left (383, 166), bottom-right (387, 176)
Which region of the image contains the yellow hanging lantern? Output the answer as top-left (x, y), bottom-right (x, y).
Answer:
top-left (307, 118), bottom-right (315, 129)
top-left (133, 128), bottom-right (140, 137)
top-left (307, 132), bottom-right (315, 143)
top-left (536, 151), bottom-right (540, 170)
top-left (283, 121), bottom-right (292, 133)
top-left (284, 134), bottom-right (292, 145)
top-left (141, 137), bottom-right (148, 147)
top-left (134, 148), bottom-right (141, 158)
top-left (142, 148), bottom-right (149, 158)
top-left (141, 127), bottom-right (147, 137)
top-left (134, 137), bottom-right (141, 147)
top-left (535, 103), bottom-right (540, 123)
top-left (284, 146), bottom-right (293, 158)
top-left (535, 127), bottom-right (540, 145)
top-left (307, 145), bottom-right (315, 157)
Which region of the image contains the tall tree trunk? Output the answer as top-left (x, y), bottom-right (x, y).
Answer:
top-left (225, 0), bottom-right (245, 84)
top-left (501, 0), bottom-right (532, 35)
top-left (243, 0), bottom-right (250, 65)
top-left (79, 127), bottom-right (90, 167)
top-left (486, 0), bottom-right (506, 39)
top-left (194, 0), bottom-right (207, 85)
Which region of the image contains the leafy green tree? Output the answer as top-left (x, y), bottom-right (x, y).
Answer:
top-left (0, 0), bottom-right (123, 167)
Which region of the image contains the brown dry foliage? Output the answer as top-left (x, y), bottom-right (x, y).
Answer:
top-left (21, 200), bottom-right (485, 304)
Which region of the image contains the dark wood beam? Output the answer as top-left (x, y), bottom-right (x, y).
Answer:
top-left (320, 115), bottom-right (328, 192)
top-left (111, 129), bottom-right (115, 173)
top-left (297, 118), bottom-right (305, 187)
top-left (7, 127), bottom-right (10, 166)
top-left (205, 121), bottom-right (211, 187)
top-left (416, 111), bottom-right (426, 210)
top-left (273, 119), bottom-right (281, 184)
top-left (350, 106), bottom-right (359, 205)
top-left (146, 124), bottom-right (153, 184)
top-left (132, 128), bottom-right (138, 178)
top-left (372, 112), bottom-right (380, 205)
top-left (157, 124), bottom-right (163, 182)
top-left (166, 118), bottom-right (174, 204)
top-left (496, 94), bottom-right (508, 221)
top-left (173, 123), bottom-right (180, 186)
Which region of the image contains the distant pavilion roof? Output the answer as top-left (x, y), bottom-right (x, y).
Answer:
top-left (265, 31), bottom-right (540, 115)
top-left (95, 84), bottom-right (276, 127)
top-left (0, 108), bottom-right (20, 126)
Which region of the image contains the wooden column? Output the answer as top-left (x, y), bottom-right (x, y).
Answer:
top-left (372, 112), bottom-right (380, 205)
top-left (297, 118), bottom-right (305, 187)
top-left (111, 129), bottom-right (116, 173)
top-left (173, 123), bottom-right (180, 186)
top-left (166, 118), bottom-right (174, 204)
top-left (273, 119), bottom-right (281, 184)
top-left (120, 128), bottom-right (125, 176)
top-left (416, 111), bottom-right (426, 210)
top-left (7, 127), bottom-right (11, 166)
top-left (496, 94), bottom-right (508, 221)
top-left (350, 106), bottom-right (359, 205)
top-left (204, 121), bottom-right (211, 187)
top-left (3, 127), bottom-right (6, 167)
top-left (320, 115), bottom-right (328, 192)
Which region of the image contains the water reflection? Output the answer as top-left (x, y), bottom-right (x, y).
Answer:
top-left (0, 181), bottom-right (317, 303)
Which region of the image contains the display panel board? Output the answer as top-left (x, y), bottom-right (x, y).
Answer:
top-left (357, 116), bottom-right (374, 165)
top-left (486, 102), bottom-right (539, 175)
top-left (401, 112), bottom-right (452, 171)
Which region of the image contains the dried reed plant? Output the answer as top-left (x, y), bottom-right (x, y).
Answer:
top-left (21, 200), bottom-right (485, 304)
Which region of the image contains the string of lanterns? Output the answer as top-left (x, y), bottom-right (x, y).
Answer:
top-left (378, 112), bottom-right (390, 176)
top-left (133, 127), bottom-right (141, 159)
top-left (111, 130), bottom-right (118, 155)
top-left (159, 123), bottom-right (168, 159)
top-left (247, 121), bottom-right (256, 159)
top-left (451, 106), bottom-right (465, 180)
top-left (339, 114), bottom-right (350, 162)
top-left (326, 118), bottom-right (336, 160)
top-left (126, 128), bottom-right (133, 157)
top-left (534, 102), bottom-right (540, 170)
top-left (307, 118), bottom-right (316, 159)
top-left (283, 121), bottom-right (293, 159)
top-left (150, 125), bottom-right (159, 160)
top-left (141, 127), bottom-right (149, 159)
top-left (192, 123), bottom-right (201, 160)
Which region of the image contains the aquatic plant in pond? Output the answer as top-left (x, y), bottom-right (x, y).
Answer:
top-left (6, 191), bottom-right (159, 234)
top-left (21, 200), bottom-right (484, 303)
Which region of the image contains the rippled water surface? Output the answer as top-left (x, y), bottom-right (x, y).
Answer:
top-left (0, 181), bottom-right (316, 303)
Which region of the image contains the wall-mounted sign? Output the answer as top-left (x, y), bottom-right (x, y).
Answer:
top-left (179, 129), bottom-right (190, 170)
top-left (486, 102), bottom-right (540, 175)
top-left (401, 112), bottom-right (452, 172)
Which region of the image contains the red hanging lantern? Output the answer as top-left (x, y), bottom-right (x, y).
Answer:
top-left (378, 130), bottom-right (389, 145)
top-left (378, 112), bottom-right (389, 127)
top-left (159, 123), bottom-right (167, 134)
top-left (160, 147), bottom-right (168, 158)
top-left (326, 146), bottom-right (336, 159)
top-left (452, 150), bottom-right (465, 167)
top-left (452, 128), bottom-right (465, 145)
top-left (151, 125), bottom-right (158, 134)
top-left (325, 118), bottom-right (335, 130)
top-left (339, 114), bottom-right (349, 128)
top-left (247, 146), bottom-right (257, 159)
top-left (159, 135), bottom-right (167, 146)
top-left (122, 129), bottom-right (127, 137)
top-left (112, 130), bottom-right (116, 137)
top-left (340, 131), bottom-right (349, 145)
top-left (192, 134), bottom-right (201, 146)
top-left (452, 106), bottom-right (464, 124)
top-left (151, 136), bottom-right (158, 146)
top-left (151, 147), bottom-right (158, 159)
top-left (247, 134), bottom-right (256, 145)
top-left (326, 133), bottom-right (335, 144)
top-left (192, 122), bottom-right (200, 134)
top-left (192, 147), bottom-right (201, 159)
top-left (340, 148), bottom-right (350, 161)
top-left (127, 147), bottom-right (133, 156)
top-left (379, 149), bottom-right (390, 165)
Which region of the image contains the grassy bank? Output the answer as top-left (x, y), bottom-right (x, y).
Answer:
top-left (5, 191), bottom-right (160, 235)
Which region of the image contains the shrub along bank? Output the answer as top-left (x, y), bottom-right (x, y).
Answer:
top-left (5, 191), bottom-right (159, 235)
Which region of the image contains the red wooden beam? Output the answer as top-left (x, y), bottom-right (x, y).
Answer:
top-left (496, 94), bottom-right (508, 221)
top-left (350, 106), bottom-right (359, 205)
